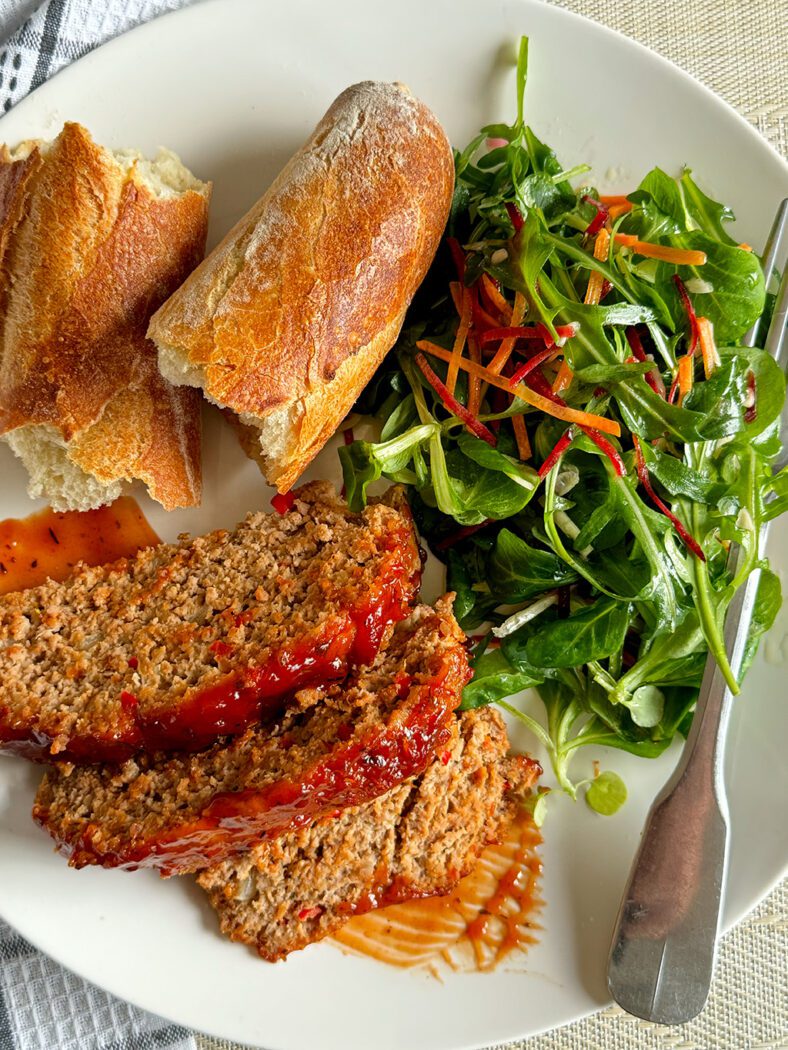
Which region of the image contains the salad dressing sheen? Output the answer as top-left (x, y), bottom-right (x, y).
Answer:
top-left (333, 811), bottom-right (542, 970)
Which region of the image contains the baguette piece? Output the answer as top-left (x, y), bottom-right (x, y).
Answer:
top-left (33, 599), bottom-right (471, 875)
top-left (198, 708), bottom-right (540, 961)
top-left (0, 122), bottom-right (210, 511)
top-left (0, 482), bottom-right (421, 763)
top-left (148, 82), bottom-right (454, 492)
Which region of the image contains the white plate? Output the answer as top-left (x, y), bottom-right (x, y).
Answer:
top-left (0, 1), bottom-right (786, 1047)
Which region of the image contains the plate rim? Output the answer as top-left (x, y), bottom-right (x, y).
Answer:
top-left (0, 1), bottom-right (785, 1047)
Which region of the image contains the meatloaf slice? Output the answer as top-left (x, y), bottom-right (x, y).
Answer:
top-left (1, 481), bottom-right (421, 763)
top-left (33, 599), bottom-right (470, 874)
top-left (198, 708), bottom-right (540, 961)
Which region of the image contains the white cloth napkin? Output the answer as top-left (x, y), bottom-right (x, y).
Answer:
top-left (0, 17), bottom-right (204, 1050)
top-left (0, 0), bottom-right (194, 113)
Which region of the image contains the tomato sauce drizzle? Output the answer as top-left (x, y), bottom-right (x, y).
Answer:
top-left (333, 811), bottom-right (542, 971)
top-left (0, 497), bottom-right (159, 595)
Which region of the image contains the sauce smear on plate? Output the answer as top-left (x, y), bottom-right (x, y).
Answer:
top-left (334, 811), bottom-right (542, 970)
top-left (0, 497), bottom-right (160, 594)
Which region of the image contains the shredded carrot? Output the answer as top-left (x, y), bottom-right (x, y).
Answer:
top-left (446, 289), bottom-right (473, 396)
top-left (677, 355), bottom-right (694, 405)
top-left (552, 358), bottom-right (574, 394)
top-left (696, 316), bottom-right (720, 379)
top-left (467, 334), bottom-right (482, 417)
top-left (415, 341), bottom-right (621, 437)
top-left (512, 413), bottom-right (532, 460)
top-left (614, 234), bottom-right (707, 266)
top-left (584, 228), bottom-right (611, 306)
top-left (449, 281), bottom-right (463, 316)
top-left (481, 274), bottom-right (513, 323)
top-left (599, 194), bottom-right (631, 206)
top-left (608, 201), bottom-right (633, 220)
top-left (488, 292), bottom-right (527, 375)
top-left (738, 242), bottom-right (753, 252)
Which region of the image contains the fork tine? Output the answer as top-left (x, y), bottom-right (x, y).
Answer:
top-left (743, 198), bottom-right (788, 348)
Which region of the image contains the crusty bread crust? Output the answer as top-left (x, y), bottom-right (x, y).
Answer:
top-left (0, 122), bottom-right (211, 510)
top-left (148, 82), bottom-right (454, 492)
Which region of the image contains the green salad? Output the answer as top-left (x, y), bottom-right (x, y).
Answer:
top-left (339, 39), bottom-right (786, 814)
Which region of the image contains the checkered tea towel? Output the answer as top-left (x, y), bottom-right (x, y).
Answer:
top-left (0, 0), bottom-right (196, 113)
top-left (0, 4), bottom-right (206, 1044)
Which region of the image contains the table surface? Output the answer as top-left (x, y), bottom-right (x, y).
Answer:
top-left (197, 4), bottom-right (787, 1048)
top-left (3, 2), bottom-right (786, 1049)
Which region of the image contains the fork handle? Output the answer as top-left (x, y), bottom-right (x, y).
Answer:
top-left (607, 547), bottom-right (761, 1024)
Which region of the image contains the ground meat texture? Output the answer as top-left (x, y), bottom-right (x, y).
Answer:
top-left (0, 482), bottom-right (421, 762)
top-left (33, 599), bottom-right (471, 874)
top-left (197, 708), bottom-right (541, 961)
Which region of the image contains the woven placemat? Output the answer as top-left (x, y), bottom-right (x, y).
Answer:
top-left (197, 5), bottom-right (787, 1048)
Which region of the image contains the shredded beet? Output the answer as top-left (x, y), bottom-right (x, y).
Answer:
top-left (582, 195), bottom-right (609, 237)
top-left (343, 427), bottom-right (355, 445)
top-left (509, 347), bottom-right (556, 387)
top-left (633, 437), bottom-right (705, 560)
top-left (626, 327), bottom-right (665, 397)
top-left (527, 370), bottom-right (626, 477)
top-left (539, 428), bottom-right (574, 478)
top-left (506, 202), bottom-right (524, 232)
top-left (415, 353), bottom-right (497, 447)
top-left (672, 275), bottom-right (700, 356)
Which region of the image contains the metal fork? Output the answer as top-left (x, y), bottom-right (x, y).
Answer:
top-left (607, 199), bottom-right (788, 1025)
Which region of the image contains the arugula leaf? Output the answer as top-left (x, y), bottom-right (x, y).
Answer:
top-left (679, 169), bottom-right (737, 245)
top-left (656, 232), bottom-right (765, 343)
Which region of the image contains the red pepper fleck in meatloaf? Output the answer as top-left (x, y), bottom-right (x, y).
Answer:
top-left (33, 598), bottom-right (471, 874)
top-left (0, 482), bottom-right (421, 763)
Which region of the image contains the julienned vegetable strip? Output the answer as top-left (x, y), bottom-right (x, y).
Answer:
top-left (538, 429), bottom-right (574, 478)
top-left (481, 274), bottom-right (513, 322)
top-left (415, 353), bottom-right (497, 446)
top-left (512, 413), bottom-right (532, 460)
top-left (467, 334), bottom-right (482, 417)
top-left (615, 235), bottom-right (707, 267)
top-left (582, 194), bottom-right (608, 237)
top-left (481, 324), bottom-right (554, 348)
top-left (552, 358), bottom-right (574, 393)
top-left (677, 354), bottom-right (694, 405)
top-left (632, 437), bottom-right (705, 560)
top-left (446, 290), bottom-right (472, 396)
top-left (337, 38), bottom-right (780, 810)
top-left (527, 370), bottom-right (626, 477)
top-left (509, 346), bottom-right (557, 386)
top-left (584, 228), bottom-right (611, 305)
top-left (697, 317), bottom-right (720, 378)
top-left (673, 275), bottom-right (700, 354)
top-left (416, 341), bottom-right (623, 436)
top-left (487, 292), bottom-right (527, 375)
top-left (625, 327), bottom-right (665, 397)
